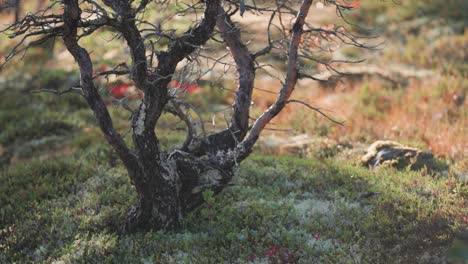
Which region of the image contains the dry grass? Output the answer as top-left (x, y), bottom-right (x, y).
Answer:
top-left (250, 72), bottom-right (467, 170)
top-left (244, 10), bottom-right (468, 171)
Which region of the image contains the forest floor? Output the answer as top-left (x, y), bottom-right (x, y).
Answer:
top-left (0, 0), bottom-right (467, 263)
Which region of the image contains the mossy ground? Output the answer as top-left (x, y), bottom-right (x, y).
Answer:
top-left (0, 1), bottom-right (467, 263)
top-left (0, 86), bottom-right (466, 263)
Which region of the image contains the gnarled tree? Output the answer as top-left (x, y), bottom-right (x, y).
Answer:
top-left (1, 0), bottom-right (375, 232)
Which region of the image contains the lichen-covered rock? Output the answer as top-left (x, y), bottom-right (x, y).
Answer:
top-left (362, 140), bottom-right (434, 170)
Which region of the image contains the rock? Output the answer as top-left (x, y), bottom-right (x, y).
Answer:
top-left (362, 140), bottom-right (434, 170)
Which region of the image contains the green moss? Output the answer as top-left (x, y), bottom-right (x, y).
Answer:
top-left (0, 159), bottom-right (92, 225)
top-left (0, 152), bottom-right (465, 263)
top-left (0, 120), bottom-right (75, 145)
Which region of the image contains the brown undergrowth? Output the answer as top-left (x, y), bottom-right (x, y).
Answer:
top-left (249, 70), bottom-right (466, 169)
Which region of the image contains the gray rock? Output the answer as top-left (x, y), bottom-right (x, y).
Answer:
top-left (362, 140), bottom-right (434, 170)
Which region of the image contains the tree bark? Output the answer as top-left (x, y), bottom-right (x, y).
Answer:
top-left (120, 0), bottom-right (223, 232)
top-left (124, 153), bottom-right (233, 232)
top-left (125, 166), bottom-right (182, 232)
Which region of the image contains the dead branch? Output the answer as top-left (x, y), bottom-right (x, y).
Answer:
top-left (230, 0), bottom-right (315, 164)
top-left (61, 0), bottom-right (141, 177)
top-left (286, 99), bottom-right (344, 125)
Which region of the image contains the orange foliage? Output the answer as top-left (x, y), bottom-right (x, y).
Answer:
top-left (251, 75), bottom-right (466, 168)
top-left (343, 0), bottom-right (361, 9)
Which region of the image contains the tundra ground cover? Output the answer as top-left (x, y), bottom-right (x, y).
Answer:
top-left (0, 0), bottom-right (466, 262)
top-left (0, 73), bottom-right (466, 262)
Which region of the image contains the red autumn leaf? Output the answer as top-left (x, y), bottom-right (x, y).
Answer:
top-left (100, 64), bottom-right (107, 72)
top-left (187, 84), bottom-right (199, 93)
top-left (344, 0), bottom-right (360, 9)
top-left (109, 83), bottom-right (130, 99)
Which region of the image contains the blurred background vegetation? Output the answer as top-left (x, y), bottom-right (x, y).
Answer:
top-left (0, 0), bottom-right (466, 263)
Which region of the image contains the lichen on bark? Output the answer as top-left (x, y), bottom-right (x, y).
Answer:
top-left (134, 103), bottom-right (146, 135)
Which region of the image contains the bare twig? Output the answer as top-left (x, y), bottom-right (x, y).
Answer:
top-left (286, 99), bottom-right (344, 125)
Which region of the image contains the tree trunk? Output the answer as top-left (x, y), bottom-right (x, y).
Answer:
top-left (124, 152), bottom-right (234, 232)
top-left (125, 171), bottom-right (182, 232)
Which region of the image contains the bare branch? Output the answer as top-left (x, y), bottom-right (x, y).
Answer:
top-left (165, 99), bottom-right (197, 152)
top-left (253, 5), bottom-right (279, 58)
top-left (31, 85), bottom-right (83, 96)
top-left (62, 0), bottom-right (141, 177)
top-left (286, 99), bottom-right (344, 125)
top-left (230, 0), bottom-right (315, 164)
